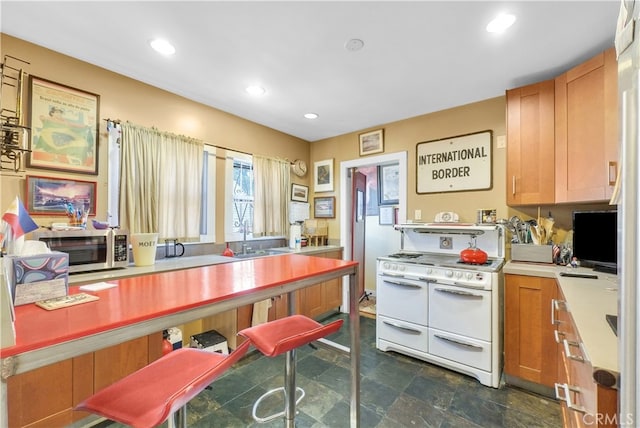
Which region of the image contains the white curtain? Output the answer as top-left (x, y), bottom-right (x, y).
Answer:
top-left (119, 122), bottom-right (204, 240)
top-left (253, 154), bottom-right (290, 237)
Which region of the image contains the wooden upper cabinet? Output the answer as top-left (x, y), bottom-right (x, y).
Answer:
top-left (555, 47), bottom-right (618, 203)
top-left (506, 79), bottom-right (556, 206)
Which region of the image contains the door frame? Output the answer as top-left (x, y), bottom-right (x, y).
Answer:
top-left (339, 151), bottom-right (408, 312)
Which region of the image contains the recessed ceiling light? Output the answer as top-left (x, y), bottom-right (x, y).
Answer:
top-left (345, 38), bottom-right (364, 52)
top-left (149, 38), bottom-right (176, 55)
top-left (304, 113), bottom-right (319, 119)
top-left (486, 13), bottom-right (516, 33)
top-left (246, 85), bottom-right (266, 96)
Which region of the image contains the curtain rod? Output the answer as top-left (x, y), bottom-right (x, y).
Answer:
top-left (103, 118), bottom-right (294, 163)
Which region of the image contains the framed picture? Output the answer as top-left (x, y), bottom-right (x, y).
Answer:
top-left (359, 129), bottom-right (384, 156)
top-left (291, 183), bottom-right (309, 202)
top-left (28, 76), bottom-right (100, 175)
top-left (25, 175), bottom-right (96, 216)
top-left (314, 196), bottom-right (335, 218)
top-left (314, 159), bottom-right (334, 192)
top-left (378, 163), bottom-right (400, 205)
top-left (416, 130), bottom-right (492, 194)
top-left (379, 206), bottom-right (395, 225)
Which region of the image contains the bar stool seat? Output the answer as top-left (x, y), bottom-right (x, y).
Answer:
top-left (75, 340), bottom-right (250, 428)
top-left (239, 315), bottom-right (343, 424)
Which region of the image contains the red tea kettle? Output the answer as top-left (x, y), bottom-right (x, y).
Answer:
top-left (460, 238), bottom-right (488, 264)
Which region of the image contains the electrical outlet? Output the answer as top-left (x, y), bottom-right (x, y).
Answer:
top-left (415, 209), bottom-right (422, 220)
top-left (496, 135), bottom-right (506, 149)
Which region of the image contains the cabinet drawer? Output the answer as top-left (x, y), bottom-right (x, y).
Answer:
top-left (428, 328), bottom-right (492, 371)
top-left (377, 315), bottom-right (428, 353)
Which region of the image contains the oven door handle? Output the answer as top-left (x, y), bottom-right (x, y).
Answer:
top-left (434, 334), bottom-right (483, 350)
top-left (382, 279), bottom-right (423, 289)
top-left (434, 287), bottom-right (483, 298)
top-left (382, 320), bottom-right (422, 334)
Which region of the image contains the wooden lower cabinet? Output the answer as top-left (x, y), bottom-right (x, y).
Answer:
top-left (7, 332), bottom-right (163, 427)
top-left (504, 274), bottom-right (558, 387)
top-left (237, 249), bottom-right (344, 341)
top-left (554, 287), bottom-right (618, 428)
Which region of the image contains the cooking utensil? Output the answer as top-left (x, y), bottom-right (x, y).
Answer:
top-left (460, 237), bottom-right (488, 264)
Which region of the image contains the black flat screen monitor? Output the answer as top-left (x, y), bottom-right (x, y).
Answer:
top-left (572, 210), bottom-right (617, 273)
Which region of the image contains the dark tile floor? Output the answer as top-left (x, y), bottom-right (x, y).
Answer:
top-left (101, 313), bottom-right (562, 428)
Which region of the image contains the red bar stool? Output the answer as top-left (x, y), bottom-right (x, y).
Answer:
top-left (239, 314), bottom-right (343, 425)
top-left (75, 340), bottom-right (251, 428)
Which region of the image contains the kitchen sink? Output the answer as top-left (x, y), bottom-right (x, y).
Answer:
top-left (232, 249), bottom-right (291, 259)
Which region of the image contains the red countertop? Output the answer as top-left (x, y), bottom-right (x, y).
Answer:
top-left (1, 254), bottom-right (358, 358)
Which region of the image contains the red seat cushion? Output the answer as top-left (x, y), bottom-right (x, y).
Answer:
top-left (239, 315), bottom-right (343, 357)
top-left (75, 340), bottom-right (250, 428)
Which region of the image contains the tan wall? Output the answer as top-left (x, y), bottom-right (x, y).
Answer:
top-left (2, 34), bottom-right (610, 246)
top-left (311, 97), bottom-right (509, 240)
top-left (1, 35), bottom-right (309, 242)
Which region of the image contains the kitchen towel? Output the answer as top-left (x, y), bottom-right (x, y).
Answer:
top-left (251, 299), bottom-right (272, 326)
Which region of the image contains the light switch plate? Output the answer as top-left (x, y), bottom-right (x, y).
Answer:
top-left (415, 209), bottom-right (422, 220)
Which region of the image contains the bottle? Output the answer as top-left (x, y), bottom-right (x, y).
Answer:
top-left (295, 237), bottom-right (301, 250)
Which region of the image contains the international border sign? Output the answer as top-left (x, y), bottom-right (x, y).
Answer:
top-left (416, 130), bottom-right (493, 194)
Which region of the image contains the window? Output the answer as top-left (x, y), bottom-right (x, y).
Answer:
top-left (225, 152), bottom-right (253, 242)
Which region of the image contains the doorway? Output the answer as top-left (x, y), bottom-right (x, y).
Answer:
top-left (339, 151), bottom-right (408, 313)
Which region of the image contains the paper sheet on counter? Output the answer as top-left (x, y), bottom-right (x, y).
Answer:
top-left (79, 282), bottom-right (118, 292)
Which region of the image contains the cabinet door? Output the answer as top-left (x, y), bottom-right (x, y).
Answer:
top-left (8, 354), bottom-right (93, 428)
top-left (504, 274), bottom-right (558, 387)
top-left (555, 47), bottom-right (618, 203)
top-left (506, 79), bottom-right (556, 206)
top-left (93, 335), bottom-right (156, 391)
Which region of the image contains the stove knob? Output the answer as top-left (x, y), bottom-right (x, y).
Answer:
top-left (398, 264), bottom-right (406, 272)
top-left (466, 272), bottom-right (474, 280)
top-left (455, 271), bottom-right (462, 278)
top-left (445, 270), bottom-right (453, 278)
top-left (426, 268), bottom-right (433, 274)
top-left (390, 264), bottom-right (397, 271)
top-left (383, 262), bottom-right (390, 270)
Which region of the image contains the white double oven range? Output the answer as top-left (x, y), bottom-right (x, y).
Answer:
top-left (376, 223), bottom-right (506, 388)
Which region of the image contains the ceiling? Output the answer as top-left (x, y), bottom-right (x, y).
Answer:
top-left (1, 1), bottom-right (620, 142)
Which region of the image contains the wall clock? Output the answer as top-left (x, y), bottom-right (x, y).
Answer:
top-left (292, 159), bottom-right (307, 177)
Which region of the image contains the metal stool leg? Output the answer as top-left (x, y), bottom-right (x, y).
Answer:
top-left (251, 348), bottom-right (306, 424)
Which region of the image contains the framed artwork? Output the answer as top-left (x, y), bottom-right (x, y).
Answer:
top-left (28, 76), bottom-right (100, 175)
top-left (314, 196), bottom-right (335, 218)
top-left (379, 206), bottom-right (395, 225)
top-left (314, 159), bottom-right (334, 192)
top-left (25, 175), bottom-right (96, 216)
top-left (378, 163), bottom-right (400, 205)
top-left (416, 130), bottom-right (492, 194)
top-left (291, 183), bottom-right (309, 202)
top-left (359, 129), bottom-right (384, 156)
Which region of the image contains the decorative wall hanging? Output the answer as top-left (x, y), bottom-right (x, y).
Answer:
top-left (291, 183), bottom-right (309, 202)
top-left (359, 129), bottom-right (384, 156)
top-left (26, 175), bottom-right (96, 216)
top-left (313, 196), bottom-right (335, 218)
top-left (378, 163), bottom-right (399, 205)
top-left (314, 159), bottom-right (334, 192)
top-left (416, 130), bottom-right (493, 194)
top-left (28, 76), bottom-right (100, 175)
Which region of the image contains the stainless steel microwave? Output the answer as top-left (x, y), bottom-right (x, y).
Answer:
top-left (33, 229), bottom-right (129, 273)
